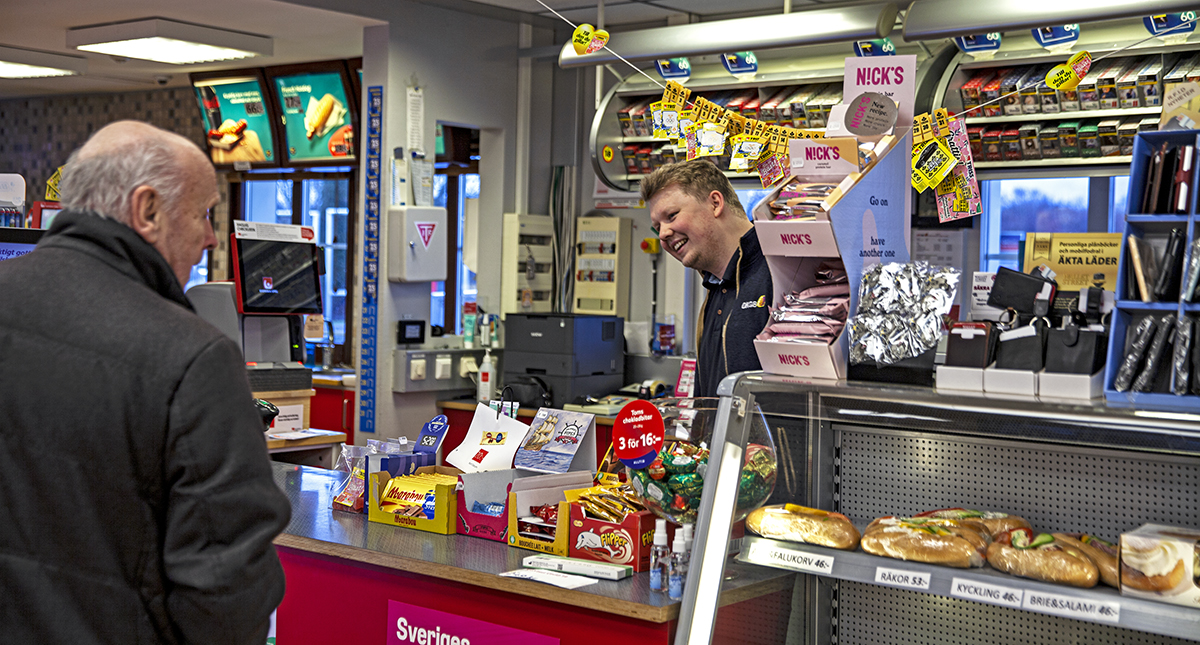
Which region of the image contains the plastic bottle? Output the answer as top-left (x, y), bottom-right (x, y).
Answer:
top-left (477, 349), bottom-right (496, 402)
top-left (648, 518), bottom-right (669, 591)
top-left (668, 532), bottom-right (688, 600)
top-left (682, 523), bottom-right (694, 563)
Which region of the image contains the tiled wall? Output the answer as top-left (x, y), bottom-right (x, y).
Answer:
top-left (0, 87), bottom-right (231, 279)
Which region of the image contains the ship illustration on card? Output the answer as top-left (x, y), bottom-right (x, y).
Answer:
top-left (514, 408), bottom-right (596, 474)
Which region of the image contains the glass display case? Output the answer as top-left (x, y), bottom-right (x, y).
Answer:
top-left (676, 373), bottom-right (1200, 644)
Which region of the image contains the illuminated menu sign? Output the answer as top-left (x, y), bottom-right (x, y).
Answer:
top-left (273, 71), bottom-right (355, 163)
top-left (193, 77), bottom-right (276, 165)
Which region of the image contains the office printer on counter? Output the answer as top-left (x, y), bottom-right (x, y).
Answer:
top-left (504, 313), bottom-right (623, 408)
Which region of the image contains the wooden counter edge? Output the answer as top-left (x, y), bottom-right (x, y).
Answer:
top-left (273, 532), bottom-right (678, 623)
top-left (265, 430), bottom-right (346, 451)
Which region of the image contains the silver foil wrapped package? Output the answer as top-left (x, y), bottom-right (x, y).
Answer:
top-left (849, 262), bottom-right (960, 365)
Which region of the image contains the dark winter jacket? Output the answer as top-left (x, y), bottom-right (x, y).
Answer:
top-left (0, 210), bottom-right (290, 644)
top-left (696, 228), bottom-right (773, 397)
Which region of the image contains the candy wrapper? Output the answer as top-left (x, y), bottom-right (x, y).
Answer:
top-left (850, 262), bottom-right (960, 365)
top-left (331, 444), bottom-right (370, 513)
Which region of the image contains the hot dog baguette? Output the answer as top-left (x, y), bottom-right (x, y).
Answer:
top-left (1052, 533), bottom-right (1119, 588)
top-left (746, 504), bottom-right (861, 550)
top-left (914, 507), bottom-right (1031, 539)
top-left (987, 531), bottom-right (1098, 588)
top-left (861, 517), bottom-right (986, 568)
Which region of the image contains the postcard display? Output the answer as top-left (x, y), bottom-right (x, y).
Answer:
top-left (752, 129), bottom-right (911, 379)
top-left (1105, 129), bottom-right (1200, 410)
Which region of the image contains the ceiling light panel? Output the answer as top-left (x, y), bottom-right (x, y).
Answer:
top-left (67, 18), bottom-right (272, 65)
top-left (0, 44), bottom-right (87, 78)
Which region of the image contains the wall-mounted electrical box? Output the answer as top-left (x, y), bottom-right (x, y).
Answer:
top-left (392, 347), bottom-right (501, 393)
top-left (387, 205), bottom-right (447, 282)
top-left (501, 213), bottom-right (555, 317)
top-left (574, 216), bottom-right (631, 318)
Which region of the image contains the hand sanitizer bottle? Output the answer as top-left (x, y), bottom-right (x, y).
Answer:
top-left (668, 532), bottom-right (688, 600)
top-left (649, 518), bottom-right (669, 591)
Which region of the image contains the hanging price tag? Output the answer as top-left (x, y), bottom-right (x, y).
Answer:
top-left (1045, 51), bottom-right (1092, 91)
top-left (854, 38), bottom-right (896, 57)
top-left (721, 51), bottom-right (758, 77)
top-left (613, 400), bottom-right (665, 469)
top-left (1031, 25), bottom-right (1079, 51)
top-left (954, 33), bottom-right (1001, 58)
top-left (656, 58), bottom-right (691, 81)
top-left (1145, 13), bottom-right (1197, 44)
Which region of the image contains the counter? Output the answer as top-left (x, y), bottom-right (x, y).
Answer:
top-left (271, 462), bottom-right (796, 644)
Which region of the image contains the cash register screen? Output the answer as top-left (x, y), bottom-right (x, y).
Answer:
top-left (0, 228), bottom-right (42, 262)
top-left (233, 237), bottom-right (322, 315)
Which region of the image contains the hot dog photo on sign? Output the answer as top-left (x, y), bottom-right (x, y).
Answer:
top-left (275, 71), bottom-right (354, 162)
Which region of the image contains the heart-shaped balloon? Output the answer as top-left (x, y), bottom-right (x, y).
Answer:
top-left (1045, 50), bottom-right (1091, 91)
top-left (587, 29), bottom-right (609, 54)
top-left (572, 23), bottom-right (594, 55)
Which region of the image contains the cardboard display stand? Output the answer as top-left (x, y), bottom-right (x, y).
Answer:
top-left (506, 471), bottom-right (594, 556)
top-left (456, 469), bottom-right (525, 542)
top-left (752, 130), bottom-right (912, 379)
top-left (513, 408), bottom-right (597, 475)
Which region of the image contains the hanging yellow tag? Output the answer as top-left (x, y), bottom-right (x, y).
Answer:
top-left (571, 24), bottom-right (595, 55)
top-left (1046, 50), bottom-right (1092, 91)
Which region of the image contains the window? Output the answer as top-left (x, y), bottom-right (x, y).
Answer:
top-left (235, 170), bottom-right (357, 360)
top-left (430, 172), bottom-right (479, 334)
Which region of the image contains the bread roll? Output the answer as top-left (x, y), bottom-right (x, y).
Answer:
top-left (1052, 533), bottom-right (1119, 588)
top-left (913, 508), bottom-right (1031, 539)
top-left (860, 517), bottom-right (986, 568)
top-left (987, 538), bottom-right (1099, 588)
top-left (746, 504), bottom-right (861, 550)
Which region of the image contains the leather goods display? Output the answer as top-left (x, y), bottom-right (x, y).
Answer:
top-left (1170, 143), bottom-right (1195, 214)
top-left (1114, 316), bottom-right (1159, 392)
top-left (1140, 142), bottom-right (1167, 214)
top-left (746, 504), bottom-right (861, 550)
top-left (944, 322), bottom-right (997, 368)
top-left (987, 266), bottom-right (1057, 317)
top-left (1184, 238), bottom-right (1200, 302)
top-left (993, 320), bottom-right (1048, 371)
top-left (1044, 317), bottom-right (1108, 375)
top-left (1132, 314), bottom-right (1176, 392)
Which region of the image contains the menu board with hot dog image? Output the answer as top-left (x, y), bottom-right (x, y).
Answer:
top-left (273, 71), bottom-right (355, 163)
top-left (192, 76), bottom-right (277, 166)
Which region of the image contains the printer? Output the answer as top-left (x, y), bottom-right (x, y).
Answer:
top-left (504, 313), bottom-right (623, 408)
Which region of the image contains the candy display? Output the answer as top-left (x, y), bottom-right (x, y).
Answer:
top-left (575, 484), bottom-right (645, 523)
top-left (625, 399), bottom-right (777, 525)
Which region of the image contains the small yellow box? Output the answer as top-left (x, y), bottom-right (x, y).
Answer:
top-left (368, 465), bottom-right (460, 534)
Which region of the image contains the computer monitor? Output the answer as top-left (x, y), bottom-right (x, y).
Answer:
top-left (231, 234), bottom-right (323, 315)
top-left (0, 228), bottom-right (43, 262)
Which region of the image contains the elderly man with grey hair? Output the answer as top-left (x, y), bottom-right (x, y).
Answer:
top-left (0, 121), bottom-right (290, 644)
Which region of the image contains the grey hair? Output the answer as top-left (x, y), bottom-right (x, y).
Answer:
top-left (59, 134), bottom-right (189, 223)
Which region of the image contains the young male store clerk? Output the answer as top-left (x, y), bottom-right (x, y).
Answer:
top-left (642, 159), bottom-right (773, 398)
top-left (0, 121), bottom-right (289, 644)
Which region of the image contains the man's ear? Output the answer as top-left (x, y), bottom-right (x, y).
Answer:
top-left (128, 185), bottom-right (161, 244)
top-left (708, 189), bottom-right (726, 218)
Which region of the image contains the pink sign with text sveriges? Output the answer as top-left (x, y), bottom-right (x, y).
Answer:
top-left (387, 600), bottom-right (560, 645)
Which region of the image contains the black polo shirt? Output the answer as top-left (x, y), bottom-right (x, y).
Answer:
top-left (696, 228), bottom-right (773, 397)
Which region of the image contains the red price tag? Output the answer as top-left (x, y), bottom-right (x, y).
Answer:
top-left (613, 400), bottom-right (665, 469)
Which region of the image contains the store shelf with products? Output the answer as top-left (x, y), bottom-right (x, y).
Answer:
top-left (590, 42), bottom-right (956, 192)
top-left (675, 376), bottom-right (1200, 644)
top-left (964, 106), bottom-right (1162, 125)
top-left (737, 535), bottom-right (1199, 640)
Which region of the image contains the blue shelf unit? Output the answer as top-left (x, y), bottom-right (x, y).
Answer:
top-left (1105, 130), bottom-right (1200, 410)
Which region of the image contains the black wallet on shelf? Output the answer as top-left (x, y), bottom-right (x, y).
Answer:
top-left (1141, 143), bottom-right (1167, 214)
top-left (945, 322), bottom-right (997, 368)
top-left (1133, 314), bottom-right (1177, 393)
top-left (987, 266), bottom-right (1057, 317)
top-left (1153, 228), bottom-right (1187, 302)
top-left (994, 321), bottom-right (1048, 371)
top-left (1173, 318), bottom-right (1193, 395)
top-left (1114, 316), bottom-right (1159, 392)
top-left (1044, 321), bottom-right (1107, 375)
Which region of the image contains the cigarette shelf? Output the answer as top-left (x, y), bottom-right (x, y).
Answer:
top-left (975, 156), bottom-right (1134, 180)
top-left (974, 156), bottom-right (1133, 169)
top-left (963, 106), bottom-right (1161, 125)
top-left (737, 535), bottom-right (1200, 642)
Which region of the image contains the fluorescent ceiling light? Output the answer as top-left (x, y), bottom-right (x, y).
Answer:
top-left (67, 18), bottom-right (272, 65)
top-left (0, 44), bottom-right (87, 78)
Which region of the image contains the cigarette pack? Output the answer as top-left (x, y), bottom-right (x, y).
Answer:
top-left (1002, 127), bottom-right (1022, 161)
top-left (1020, 67), bottom-right (1049, 115)
top-left (1138, 56), bottom-right (1168, 107)
top-left (1098, 119), bottom-right (1122, 157)
top-left (959, 70), bottom-right (995, 115)
top-left (1039, 79), bottom-right (1061, 113)
top-left (1117, 63), bottom-right (1143, 109)
top-left (1039, 126), bottom-right (1061, 158)
top-left (966, 126), bottom-right (985, 159)
top-left (785, 86), bottom-right (820, 128)
top-left (1058, 122), bottom-right (1080, 157)
top-left (1078, 122), bottom-right (1101, 158)
top-left (982, 128), bottom-right (1004, 161)
top-left (617, 100), bottom-right (640, 137)
top-left (761, 86), bottom-right (796, 125)
top-left (631, 101), bottom-right (653, 137)
top-left (1019, 124), bottom-right (1042, 160)
top-left (1077, 64), bottom-right (1105, 110)
top-left (1097, 59), bottom-right (1133, 110)
top-left (1118, 120), bottom-right (1140, 156)
top-left (980, 71), bottom-right (1010, 116)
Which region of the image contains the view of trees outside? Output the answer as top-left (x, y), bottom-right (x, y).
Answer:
top-left (993, 178), bottom-right (1089, 270)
